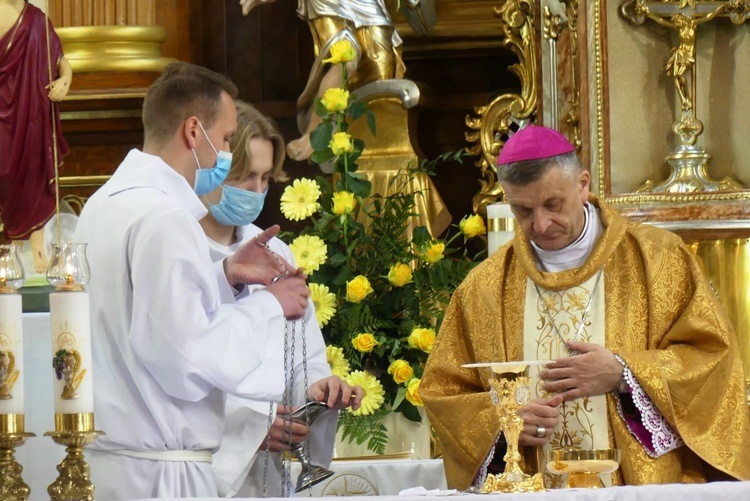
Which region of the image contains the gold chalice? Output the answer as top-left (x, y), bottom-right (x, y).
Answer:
top-left (462, 361), bottom-right (547, 493)
top-left (546, 448), bottom-right (621, 489)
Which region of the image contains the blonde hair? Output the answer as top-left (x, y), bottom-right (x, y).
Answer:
top-left (229, 100), bottom-right (288, 182)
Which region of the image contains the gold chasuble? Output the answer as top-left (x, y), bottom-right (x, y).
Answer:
top-left (421, 196), bottom-right (750, 490)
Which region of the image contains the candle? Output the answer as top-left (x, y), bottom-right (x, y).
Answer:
top-left (50, 291), bottom-right (94, 415)
top-left (487, 202), bottom-right (517, 256)
top-left (0, 293), bottom-right (24, 415)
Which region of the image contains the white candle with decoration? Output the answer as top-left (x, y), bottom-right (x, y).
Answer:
top-left (0, 245), bottom-right (26, 415)
top-left (486, 202), bottom-right (517, 256)
top-left (47, 243), bottom-right (94, 416)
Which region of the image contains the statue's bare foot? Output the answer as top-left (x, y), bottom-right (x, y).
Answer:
top-left (287, 135), bottom-right (314, 162)
top-left (29, 230), bottom-right (49, 273)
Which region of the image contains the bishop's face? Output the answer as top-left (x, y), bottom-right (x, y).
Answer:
top-left (501, 165), bottom-right (590, 251)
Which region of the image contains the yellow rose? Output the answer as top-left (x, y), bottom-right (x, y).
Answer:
top-left (321, 87), bottom-right (349, 113)
top-left (387, 359), bottom-right (414, 385)
top-left (330, 132), bottom-right (354, 157)
top-left (322, 39), bottom-right (356, 64)
top-left (346, 275), bottom-right (373, 303)
top-left (423, 241), bottom-right (445, 264)
top-left (352, 333), bottom-right (378, 353)
top-left (332, 191), bottom-right (357, 215)
top-left (387, 263), bottom-right (412, 287)
top-left (405, 378), bottom-right (423, 407)
top-left (408, 327), bottom-right (436, 353)
top-left (460, 214), bottom-right (487, 238)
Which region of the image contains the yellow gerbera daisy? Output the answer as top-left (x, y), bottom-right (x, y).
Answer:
top-left (280, 178), bottom-right (321, 221)
top-left (289, 235), bottom-right (328, 275)
top-left (326, 345), bottom-right (350, 378)
top-left (310, 283), bottom-right (337, 328)
top-left (345, 370), bottom-right (385, 416)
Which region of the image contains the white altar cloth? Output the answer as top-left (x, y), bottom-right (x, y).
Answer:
top-left (126, 481), bottom-right (750, 500)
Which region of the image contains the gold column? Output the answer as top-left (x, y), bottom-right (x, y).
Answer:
top-left (49, 0), bottom-right (155, 27)
top-left (685, 238), bottom-right (750, 402)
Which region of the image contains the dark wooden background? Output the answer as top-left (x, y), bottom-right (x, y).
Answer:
top-left (50, 0), bottom-right (521, 238)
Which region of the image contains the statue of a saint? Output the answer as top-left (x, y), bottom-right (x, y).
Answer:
top-left (0, 0), bottom-right (71, 272)
top-left (240, 0), bottom-right (410, 161)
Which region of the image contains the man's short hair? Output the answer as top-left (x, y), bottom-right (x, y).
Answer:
top-left (497, 151), bottom-right (582, 186)
top-left (142, 62), bottom-right (239, 145)
top-left (230, 100), bottom-right (289, 183)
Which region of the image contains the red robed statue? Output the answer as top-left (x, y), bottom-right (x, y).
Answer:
top-left (0, 0), bottom-right (71, 272)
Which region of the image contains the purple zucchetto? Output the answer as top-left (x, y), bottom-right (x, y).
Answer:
top-left (497, 125), bottom-right (576, 166)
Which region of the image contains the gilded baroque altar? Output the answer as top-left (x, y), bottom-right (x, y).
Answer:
top-left (467, 0), bottom-right (750, 399)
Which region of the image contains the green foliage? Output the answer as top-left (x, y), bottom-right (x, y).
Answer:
top-left (278, 53), bottom-right (484, 453)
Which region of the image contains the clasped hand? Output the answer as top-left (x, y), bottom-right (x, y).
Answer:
top-left (539, 342), bottom-right (623, 401)
top-left (515, 342), bottom-right (623, 445)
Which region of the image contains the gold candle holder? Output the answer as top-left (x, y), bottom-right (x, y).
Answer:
top-left (481, 370), bottom-right (544, 493)
top-left (0, 414), bottom-right (35, 501)
top-left (45, 412), bottom-right (103, 501)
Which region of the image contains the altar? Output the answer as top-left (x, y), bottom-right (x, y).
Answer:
top-left (15, 312), bottom-right (447, 500)
top-left (122, 481), bottom-right (750, 501)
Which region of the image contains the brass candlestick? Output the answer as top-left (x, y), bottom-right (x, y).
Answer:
top-left (45, 413), bottom-right (104, 501)
top-left (0, 414), bottom-right (35, 501)
top-left (481, 371), bottom-right (544, 493)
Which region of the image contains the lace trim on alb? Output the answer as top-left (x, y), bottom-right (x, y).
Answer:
top-left (613, 355), bottom-right (683, 458)
top-left (473, 434), bottom-right (500, 487)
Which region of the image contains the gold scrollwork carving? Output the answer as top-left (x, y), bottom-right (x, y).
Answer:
top-left (560, 0), bottom-right (582, 151)
top-left (466, 0), bottom-right (538, 216)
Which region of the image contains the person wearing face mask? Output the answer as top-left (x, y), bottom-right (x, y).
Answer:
top-left (199, 101), bottom-right (360, 497)
top-left (73, 63), bottom-right (343, 499)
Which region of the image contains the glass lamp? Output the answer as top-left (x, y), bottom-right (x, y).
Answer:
top-left (46, 243), bottom-right (90, 291)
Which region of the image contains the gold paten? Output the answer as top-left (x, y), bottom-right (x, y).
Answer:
top-left (546, 449), bottom-right (621, 489)
top-left (58, 25), bottom-right (176, 73)
top-left (0, 414), bottom-right (35, 501)
top-left (466, 0), bottom-right (538, 216)
top-left (45, 413), bottom-right (104, 501)
top-left (686, 238), bottom-right (750, 404)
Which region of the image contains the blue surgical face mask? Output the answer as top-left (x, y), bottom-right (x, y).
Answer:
top-left (209, 185), bottom-right (268, 227)
top-left (192, 121), bottom-right (232, 195)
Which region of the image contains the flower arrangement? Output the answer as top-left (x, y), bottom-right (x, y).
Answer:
top-left (280, 39), bottom-right (486, 453)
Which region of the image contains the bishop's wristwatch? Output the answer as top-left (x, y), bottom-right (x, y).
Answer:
top-left (616, 376), bottom-right (629, 394)
top-left (614, 354), bottom-right (629, 394)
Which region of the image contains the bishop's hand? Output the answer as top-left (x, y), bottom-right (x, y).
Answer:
top-left (540, 342), bottom-right (624, 401)
top-left (517, 394), bottom-right (563, 446)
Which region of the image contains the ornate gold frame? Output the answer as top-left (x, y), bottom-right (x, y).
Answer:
top-left (589, 0), bottom-right (750, 204)
top-left (466, 0), bottom-right (538, 216)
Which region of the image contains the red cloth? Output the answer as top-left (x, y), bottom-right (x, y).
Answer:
top-left (0, 3), bottom-right (69, 240)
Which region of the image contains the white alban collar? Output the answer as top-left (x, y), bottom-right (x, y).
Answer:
top-left (531, 202), bottom-right (603, 272)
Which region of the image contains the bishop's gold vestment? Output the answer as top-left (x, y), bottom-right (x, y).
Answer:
top-left (421, 196), bottom-right (750, 489)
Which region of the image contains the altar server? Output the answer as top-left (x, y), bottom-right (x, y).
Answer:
top-left (75, 62), bottom-right (312, 499)
top-left (200, 101), bottom-right (361, 496)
